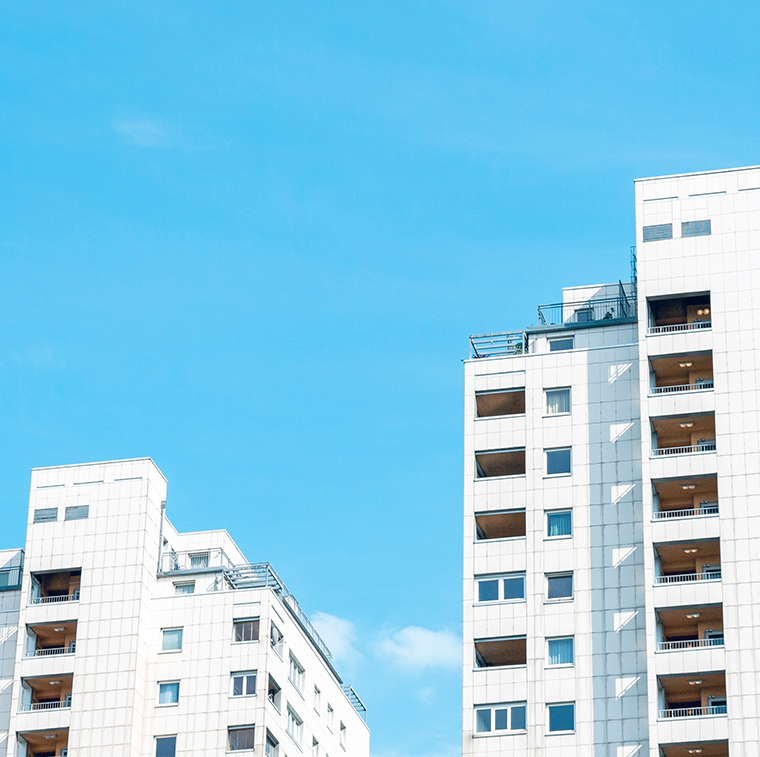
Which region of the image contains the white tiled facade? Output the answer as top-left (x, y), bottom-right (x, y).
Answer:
top-left (0, 458), bottom-right (369, 757)
top-left (464, 165), bottom-right (760, 757)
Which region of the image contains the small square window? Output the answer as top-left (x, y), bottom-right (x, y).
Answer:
top-left (546, 510), bottom-right (572, 538)
top-left (547, 573), bottom-right (573, 600)
top-left (231, 671), bottom-right (257, 697)
top-left (547, 637), bottom-right (574, 666)
top-left (189, 552), bottom-right (209, 568)
top-left (229, 726), bottom-right (255, 751)
top-left (161, 628), bottom-right (183, 652)
top-left (546, 448), bottom-right (571, 476)
top-left (548, 702), bottom-right (575, 732)
top-left (156, 736), bottom-right (176, 757)
top-left (174, 582), bottom-right (194, 595)
top-left (545, 388), bottom-right (571, 414)
top-left (478, 579), bottom-right (499, 602)
top-left (233, 618), bottom-right (260, 643)
top-left (502, 575), bottom-right (526, 600)
top-left (549, 338), bottom-right (573, 352)
top-left (158, 681), bottom-right (179, 705)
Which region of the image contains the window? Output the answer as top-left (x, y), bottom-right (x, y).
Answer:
top-left (339, 722), bottom-right (346, 749)
top-left (545, 388), bottom-right (571, 415)
top-left (546, 510), bottom-right (572, 538)
top-left (155, 736), bottom-right (176, 757)
top-left (287, 707), bottom-right (303, 745)
top-left (549, 337), bottom-right (573, 352)
top-left (33, 508), bottom-right (57, 523)
top-left (643, 223), bottom-right (673, 242)
top-left (161, 628), bottom-right (183, 652)
top-left (189, 552), bottom-right (209, 568)
top-left (547, 573), bottom-right (573, 600)
top-left (547, 702), bottom-right (575, 732)
top-left (65, 505), bottom-right (89, 521)
top-left (228, 726), bottom-right (255, 751)
top-left (546, 447), bottom-right (571, 476)
top-left (327, 703), bottom-right (334, 731)
top-left (174, 582), bottom-right (195, 595)
top-left (268, 675), bottom-right (282, 711)
top-left (312, 737), bottom-right (320, 757)
top-left (547, 637), bottom-right (574, 666)
top-left (475, 702), bottom-right (527, 733)
top-left (475, 636), bottom-right (527, 668)
top-left (265, 733), bottom-right (279, 757)
top-left (233, 618), bottom-right (260, 643)
top-left (475, 389), bottom-right (525, 418)
top-left (682, 220), bottom-right (711, 238)
top-left (231, 671), bottom-right (257, 697)
top-left (314, 685), bottom-right (321, 712)
top-left (475, 448), bottom-right (526, 478)
top-left (270, 622), bottom-right (284, 657)
top-left (289, 653), bottom-right (305, 692)
top-left (475, 510), bottom-right (525, 540)
top-left (477, 573), bottom-right (526, 603)
top-left (158, 681), bottom-right (180, 705)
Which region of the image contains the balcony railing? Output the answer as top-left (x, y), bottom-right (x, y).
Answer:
top-left (341, 684), bottom-right (368, 721)
top-left (19, 699), bottom-right (72, 712)
top-left (160, 547), bottom-right (236, 574)
top-left (469, 331), bottom-right (527, 359)
top-left (652, 441), bottom-right (716, 456)
top-left (657, 637), bottom-right (724, 651)
top-left (537, 292), bottom-right (636, 327)
top-left (652, 503), bottom-right (719, 520)
top-left (24, 646), bottom-right (74, 658)
top-left (648, 321), bottom-right (712, 335)
top-left (659, 705), bottom-right (726, 719)
top-left (656, 570), bottom-right (721, 585)
top-left (651, 380), bottom-right (714, 395)
top-left (30, 591), bottom-right (80, 605)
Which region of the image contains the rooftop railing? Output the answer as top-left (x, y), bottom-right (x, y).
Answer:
top-left (537, 290), bottom-right (635, 327)
top-left (656, 570), bottom-right (721, 585)
top-left (652, 441), bottom-right (716, 456)
top-left (659, 705), bottom-right (726, 719)
top-left (648, 321), bottom-right (712, 335)
top-left (651, 380), bottom-right (714, 395)
top-left (652, 503), bottom-right (719, 520)
top-left (19, 699), bottom-right (71, 712)
top-left (342, 684), bottom-right (368, 721)
top-left (469, 331), bottom-right (527, 359)
top-left (160, 547), bottom-right (235, 573)
top-left (657, 637), bottom-right (724, 651)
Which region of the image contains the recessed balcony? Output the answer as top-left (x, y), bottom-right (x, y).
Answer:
top-left (657, 605), bottom-right (723, 652)
top-left (29, 570), bottom-right (80, 605)
top-left (24, 622), bottom-right (77, 658)
top-left (18, 728), bottom-right (68, 757)
top-left (19, 674), bottom-right (73, 712)
top-left (658, 672), bottom-right (726, 719)
top-left (648, 294), bottom-right (712, 335)
top-left (649, 353), bottom-right (714, 395)
top-left (651, 414), bottom-right (716, 457)
top-left (660, 742), bottom-right (728, 757)
top-left (652, 477), bottom-right (719, 521)
top-left (655, 540), bottom-right (721, 586)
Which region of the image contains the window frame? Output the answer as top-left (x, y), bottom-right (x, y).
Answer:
top-left (547, 702), bottom-right (576, 734)
top-left (233, 618), bottom-right (260, 644)
top-left (287, 705), bottom-right (304, 746)
top-left (270, 621), bottom-right (284, 658)
top-left (546, 636), bottom-right (575, 667)
top-left (228, 725), bottom-right (256, 752)
top-left (546, 572), bottom-right (574, 602)
top-left (155, 736), bottom-right (177, 757)
top-left (289, 652), bottom-right (305, 694)
top-left (160, 628), bottom-right (183, 653)
top-left (548, 337), bottom-right (574, 352)
top-left (173, 581), bottom-right (195, 595)
top-left (545, 509), bottom-right (573, 539)
top-left (327, 703), bottom-right (334, 732)
top-left (339, 722), bottom-right (346, 750)
top-left (474, 702), bottom-right (528, 735)
top-left (544, 387), bottom-right (571, 416)
top-left (545, 447), bottom-right (572, 477)
top-left (313, 684), bottom-right (321, 713)
top-left (230, 670), bottom-right (257, 698)
top-left (475, 573), bottom-right (526, 604)
top-left (157, 680), bottom-right (180, 706)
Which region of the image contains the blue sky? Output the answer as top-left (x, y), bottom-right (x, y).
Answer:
top-left (2, 2), bottom-right (760, 755)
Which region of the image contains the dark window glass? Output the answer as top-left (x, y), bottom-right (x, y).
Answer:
top-left (234, 619), bottom-right (260, 642)
top-left (547, 574), bottom-right (573, 600)
top-left (478, 579), bottom-right (499, 602)
top-left (511, 705), bottom-right (526, 730)
top-left (548, 703), bottom-right (575, 732)
top-left (546, 448), bottom-right (572, 475)
top-left (34, 508), bottom-right (57, 523)
top-left (65, 505), bottom-right (89, 521)
top-left (503, 576), bottom-right (525, 600)
top-left (682, 220), bottom-right (711, 238)
top-left (229, 727), bottom-right (255, 750)
top-left (475, 709), bottom-right (491, 733)
top-left (156, 736), bottom-right (176, 757)
top-left (643, 223), bottom-right (673, 242)
top-left (494, 708), bottom-right (509, 730)
top-left (549, 338), bottom-right (573, 352)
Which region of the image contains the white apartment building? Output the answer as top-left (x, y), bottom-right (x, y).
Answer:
top-left (463, 164), bottom-right (760, 757)
top-left (0, 458), bottom-right (369, 757)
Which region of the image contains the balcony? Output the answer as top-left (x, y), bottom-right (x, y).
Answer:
top-left (657, 605), bottom-right (723, 652)
top-left (648, 294), bottom-right (712, 335)
top-left (469, 331), bottom-right (527, 359)
top-left (475, 510), bottom-right (526, 541)
top-left (660, 742), bottom-right (728, 757)
top-left (658, 672), bottom-right (726, 720)
top-left (29, 570), bottom-right (80, 605)
top-left (655, 540), bottom-right (721, 586)
top-left (537, 289), bottom-right (636, 327)
top-left (651, 414), bottom-right (716, 458)
top-left (24, 622), bottom-right (77, 658)
top-left (19, 674), bottom-right (73, 713)
top-left (650, 353), bottom-right (714, 395)
top-left (159, 547), bottom-right (235, 574)
top-left (652, 476), bottom-right (719, 521)
top-left (18, 728), bottom-right (68, 757)
top-left (475, 449), bottom-right (526, 479)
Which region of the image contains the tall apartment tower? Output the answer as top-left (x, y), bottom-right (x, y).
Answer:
top-left (0, 458), bottom-right (369, 757)
top-left (463, 165), bottom-right (760, 757)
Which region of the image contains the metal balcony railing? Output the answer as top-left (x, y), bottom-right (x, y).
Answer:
top-left (657, 637), bottom-right (724, 651)
top-left (341, 685), bottom-right (367, 721)
top-left (30, 591), bottom-right (80, 605)
top-left (648, 321), bottom-right (712, 335)
top-left (659, 705), bottom-right (726, 719)
top-left (656, 570), bottom-right (721, 585)
top-left (25, 646), bottom-right (74, 658)
top-left (160, 547), bottom-right (235, 574)
top-left (651, 380), bottom-right (714, 395)
top-left (469, 331), bottom-right (527, 359)
top-left (537, 289), bottom-right (635, 327)
top-left (652, 441), bottom-right (716, 456)
top-left (19, 699), bottom-right (72, 712)
top-left (652, 503), bottom-right (719, 520)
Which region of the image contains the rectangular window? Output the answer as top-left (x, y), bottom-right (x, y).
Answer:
top-left (547, 573), bottom-right (573, 600)
top-left (158, 681), bottom-right (179, 705)
top-left (265, 733), bottom-right (279, 757)
top-left (289, 653), bottom-right (305, 692)
top-left (270, 622), bottom-right (284, 657)
top-left (174, 582), bottom-right (194, 595)
top-left (545, 388), bottom-right (571, 415)
top-left (477, 573), bottom-right (526, 603)
top-left (287, 707), bottom-right (303, 745)
top-left (161, 628), bottom-right (183, 651)
top-left (189, 552), bottom-right (209, 568)
top-left (327, 703), bottom-right (334, 731)
top-left (547, 637), bottom-right (574, 666)
top-left (314, 685), bottom-right (321, 712)
top-left (549, 337), bottom-right (573, 352)
top-left (229, 726), bottom-right (255, 751)
top-left (312, 737), bottom-right (320, 757)
top-left (546, 447), bottom-right (572, 476)
top-left (65, 505), bottom-right (89, 521)
top-left (231, 671), bottom-right (257, 697)
top-left (268, 675), bottom-right (282, 711)
top-left (33, 508), bottom-right (57, 523)
top-left (546, 510), bottom-right (572, 538)
top-left (339, 722), bottom-right (346, 749)
top-left (475, 389), bottom-right (526, 418)
top-left (643, 223), bottom-right (673, 242)
top-left (682, 219), bottom-right (711, 238)
top-left (155, 736), bottom-right (177, 757)
top-left (233, 618), bottom-right (260, 643)
top-left (548, 702), bottom-right (575, 732)
top-left (475, 702), bottom-right (527, 733)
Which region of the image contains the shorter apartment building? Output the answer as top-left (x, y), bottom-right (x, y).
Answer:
top-left (0, 458), bottom-right (369, 757)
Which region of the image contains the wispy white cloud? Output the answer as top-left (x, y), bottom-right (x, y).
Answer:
top-left (377, 626), bottom-right (460, 672)
top-left (112, 117), bottom-right (172, 148)
top-left (312, 611), bottom-right (361, 667)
